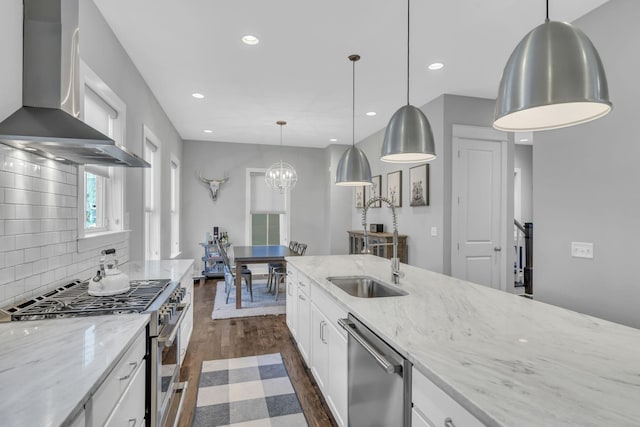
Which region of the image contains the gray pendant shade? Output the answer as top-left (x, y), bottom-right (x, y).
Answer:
top-left (335, 145), bottom-right (372, 186)
top-left (381, 104), bottom-right (436, 163)
top-left (494, 20), bottom-right (611, 132)
top-left (335, 54), bottom-right (372, 187)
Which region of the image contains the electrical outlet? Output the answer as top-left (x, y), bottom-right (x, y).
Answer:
top-left (431, 226), bottom-right (438, 237)
top-left (571, 242), bottom-right (594, 259)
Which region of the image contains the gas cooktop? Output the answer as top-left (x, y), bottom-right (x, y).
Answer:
top-left (5, 279), bottom-right (173, 321)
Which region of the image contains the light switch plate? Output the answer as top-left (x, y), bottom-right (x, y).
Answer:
top-left (571, 242), bottom-right (594, 259)
top-left (431, 226), bottom-right (438, 237)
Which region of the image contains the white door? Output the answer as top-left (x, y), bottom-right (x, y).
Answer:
top-left (452, 126), bottom-right (507, 289)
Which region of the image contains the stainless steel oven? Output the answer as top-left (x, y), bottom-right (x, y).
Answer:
top-left (147, 285), bottom-right (190, 427)
top-left (4, 278), bottom-right (189, 427)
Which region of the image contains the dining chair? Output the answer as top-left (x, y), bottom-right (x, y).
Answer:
top-left (273, 266), bottom-right (287, 301)
top-left (217, 241), bottom-right (253, 303)
top-left (268, 241), bottom-right (297, 293)
top-left (297, 243), bottom-right (308, 256)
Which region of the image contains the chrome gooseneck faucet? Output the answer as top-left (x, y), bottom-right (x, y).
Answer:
top-left (362, 196), bottom-right (404, 284)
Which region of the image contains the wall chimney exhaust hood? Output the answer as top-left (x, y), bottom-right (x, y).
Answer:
top-left (0, 0), bottom-right (149, 167)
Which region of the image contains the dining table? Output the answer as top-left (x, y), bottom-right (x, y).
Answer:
top-left (232, 245), bottom-right (298, 309)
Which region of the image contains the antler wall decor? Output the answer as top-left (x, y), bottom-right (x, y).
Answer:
top-left (197, 170), bottom-right (229, 201)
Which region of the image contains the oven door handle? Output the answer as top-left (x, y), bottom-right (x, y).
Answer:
top-left (158, 303), bottom-right (191, 346)
top-left (169, 381), bottom-right (189, 427)
top-left (338, 318), bottom-right (398, 375)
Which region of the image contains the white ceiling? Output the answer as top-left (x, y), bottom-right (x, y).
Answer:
top-left (93, 0), bottom-right (608, 148)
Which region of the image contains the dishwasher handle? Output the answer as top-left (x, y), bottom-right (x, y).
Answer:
top-left (338, 318), bottom-right (399, 375)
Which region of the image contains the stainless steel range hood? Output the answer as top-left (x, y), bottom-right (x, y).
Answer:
top-left (0, 0), bottom-right (149, 167)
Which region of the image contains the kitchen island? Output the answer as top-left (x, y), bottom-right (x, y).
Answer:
top-left (286, 255), bottom-right (640, 426)
top-left (0, 314), bottom-right (149, 427)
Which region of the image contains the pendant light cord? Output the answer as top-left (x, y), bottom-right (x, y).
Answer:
top-left (407, 0), bottom-right (410, 105)
top-left (545, 0), bottom-right (549, 22)
top-left (352, 58), bottom-right (356, 147)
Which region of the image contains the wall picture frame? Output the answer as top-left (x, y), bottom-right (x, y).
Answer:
top-left (368, 175), bottom-right (382, 208)
top-left (409, 164), bottom-right (429, 206)
top-left (386, 170), bottom-right (402, 207)
top-left (355, 186), bottom-right (365, 208)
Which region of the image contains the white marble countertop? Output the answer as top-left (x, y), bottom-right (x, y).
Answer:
top-left (0, 314), bottom-right (149, 427)
top-left (119, 259), bottom-right (194, 282)
top-left (286, 255), bottom-right (640, 427)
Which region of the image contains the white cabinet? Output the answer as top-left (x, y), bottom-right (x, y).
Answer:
top-left (412, 368), bottom-right (483, 427)
top-left (92, 329), bottom-right (146, 426)
top-left (288, 267), bottom-right (348, 427)
top-left (310, 303), bottom-right (330, 391)
top-left (179, 269), bottom-right (194, 366)
top-left (296, 273), bottom-right (311, 364)
top-left (285, 265), bottom-right (299, 338)
top-left (104, 359), bottom-right (146, 427)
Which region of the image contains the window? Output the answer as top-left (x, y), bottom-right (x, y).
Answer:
top-left (170, 157), bottom-right (180, 257)
top-left (246, 169), bottom-right (290, 245)
top-left (78, 62), bottom-right (125, 237)
top-left (143, 126), bottom-right (161, 260)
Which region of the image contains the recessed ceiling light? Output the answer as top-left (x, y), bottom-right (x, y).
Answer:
top-left (366, 112), bottom-right (377, 116)
top-left (428, 62), bottom-right (444, 70)
top-left (330, 138), bottom-right (337, 142)
top-left (203, 129), bottom-right (213, 133)
top-left (519, 138), bottom-right (529, 142)
top-left (54, 157), bottom-right (66, 161)
top-left (241, 35), bottom-right (259, 45)
top-left (23, 147), bottom-right (37, 152)
top-left (192, 93), bottom-right (205, 99)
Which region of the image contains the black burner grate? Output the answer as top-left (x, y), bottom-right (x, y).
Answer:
top-left (6, 279), bottom-right (172, 321)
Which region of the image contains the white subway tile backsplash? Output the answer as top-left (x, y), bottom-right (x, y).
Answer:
top-left (0, 171), bottom-right (15, 187)
top-left (0, 267), bottom-right (14, 286)
top-left (0, 235), bottom-right (16, 251)
top-left (24, 247), bottom-right (40, 263)
top-left (0, 204), bottom-right (16, 219)
top-left (0, 157), bottom-right (129, 306)
top-left (5, 188), bottom-right (41, 205)
top-left (5, 250), bottom-right (24, 267)
top-left (15, 263), bottom-right (33, 280)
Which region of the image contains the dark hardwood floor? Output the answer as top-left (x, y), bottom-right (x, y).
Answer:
top-left (176, 278), bottom-right (336, 427)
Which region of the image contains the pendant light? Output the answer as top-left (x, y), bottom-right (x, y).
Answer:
top-left (380, 0), bottom-right (436, 164)
top-left (265, 120), bottom-right (298, 193)
top-left (493, 0), bottom-right (611, 132)
top-left (336, 54), bottom-right (372, 186)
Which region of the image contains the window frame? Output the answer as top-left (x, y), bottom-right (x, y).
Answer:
top-left (77, 61), bottom-right (126, 241)
top-left (170, 155), bottom-right (181, 258)
top-left (244, 168), bottom-right (291, 246)
top-left (143, 125), bottom-right (162, 260)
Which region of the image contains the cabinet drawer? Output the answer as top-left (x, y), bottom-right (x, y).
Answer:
top-left (104, 359), bottom-right (146, 427)
top-left (92, 331), bottom-right (146, 426)
top-left (298, 272), bottom-right (311, 297)
top-left (310, 282), bottom-right (347, 332)
top-left (412, 368), bottom-right (483, 427)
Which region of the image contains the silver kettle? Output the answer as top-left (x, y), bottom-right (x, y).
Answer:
top-left (89, 249), bottom-right (130, 296)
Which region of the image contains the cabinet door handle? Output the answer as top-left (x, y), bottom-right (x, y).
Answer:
top-left (287, 282), bottom-right (292, 296)
top-left (118, 361), bottom-right (138, 381)
top-left (298, 295), bottom-right (306, 301)
top-left (320, 320), bottom-right (327, 344)
top-left (298, 281), bottom-right (305, 287)
top-left (128, 418), bottom-right (137, 427)
top-left (444, 417), bottom-right (456, 427)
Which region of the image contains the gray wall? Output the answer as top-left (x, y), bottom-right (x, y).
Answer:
top-left (514, 145), bottom-right (533, 223)
top-left (80, 0), bottom-right (184, 261)
top-left (325, 145), bottom-right (353, 255)
top-left (350, 96), bottom-right (445, 272)
top-left (351, 94), bottom-right (513, 283)
top-left (181, 140), bottom-right (329, 267)
top-left (533, 0), bottom-right (640, 328)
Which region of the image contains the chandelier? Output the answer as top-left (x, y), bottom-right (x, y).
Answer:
top-left (265, 120), bottom-right (297, 193)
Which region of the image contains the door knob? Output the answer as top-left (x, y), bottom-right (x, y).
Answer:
top-left (494, 247), bottom-right (502, 252)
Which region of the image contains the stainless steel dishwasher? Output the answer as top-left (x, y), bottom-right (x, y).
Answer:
top-left (338, 314), bottom-right (412, 427)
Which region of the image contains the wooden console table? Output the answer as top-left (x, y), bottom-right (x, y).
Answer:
top-left (347, 230), bottom-right (408, 263)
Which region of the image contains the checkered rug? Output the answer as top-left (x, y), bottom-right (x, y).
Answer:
top-left (192, 353), bottom-right (308, 427)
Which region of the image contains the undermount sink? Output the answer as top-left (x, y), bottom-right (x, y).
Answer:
top-left (326, 276), bottom-right (408, 298)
